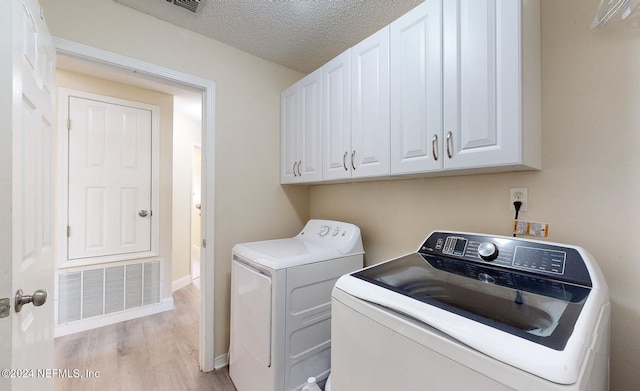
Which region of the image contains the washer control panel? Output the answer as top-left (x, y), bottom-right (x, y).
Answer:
top-left (420, 232), bottom-right (592, 287)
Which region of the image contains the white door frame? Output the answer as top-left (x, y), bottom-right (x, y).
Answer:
top-left (53, 38), bottom-right (217, 372)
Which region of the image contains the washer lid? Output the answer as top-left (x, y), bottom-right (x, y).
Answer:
top-left (233, 238), bottom-right (343, 270)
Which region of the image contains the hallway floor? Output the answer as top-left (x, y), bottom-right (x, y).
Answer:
top-left (54, 283), bottom-right (236, 391)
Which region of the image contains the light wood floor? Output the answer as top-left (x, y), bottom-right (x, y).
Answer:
top-left (54, 283), bottom-right (237, 391)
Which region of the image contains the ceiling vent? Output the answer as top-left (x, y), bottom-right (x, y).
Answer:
top-left (166, 0), bottom-right (203, 13)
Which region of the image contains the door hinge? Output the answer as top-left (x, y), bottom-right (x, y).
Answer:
top-left (67, 226), bottom-right (70, 237)
top-left (202, 239), bottom-right (207, 248)
top-left (67, 118), bottom-right (71, 130)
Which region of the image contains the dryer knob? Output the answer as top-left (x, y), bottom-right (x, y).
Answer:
top-left (478, 242), bottom-right (499, 261)
top-left (319, 225), bottom-right (331, 237)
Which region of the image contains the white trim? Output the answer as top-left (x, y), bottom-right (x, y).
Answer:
top-left (57, 88), bottom-right (161, 268)
top-left (172, 274), bottom-right (193, 292)
top-left (54, 297), bottom-right (174, 338)
top-left (53, 37), bottom-right (217, 372)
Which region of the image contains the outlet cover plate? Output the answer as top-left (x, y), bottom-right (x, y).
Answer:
top-left (510, 187), bottom-right (528, 212)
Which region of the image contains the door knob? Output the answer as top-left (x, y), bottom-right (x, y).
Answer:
top-left (139, 210), bottom-right (149, 217)
top-left (15, 289), bottom-right (47, 313)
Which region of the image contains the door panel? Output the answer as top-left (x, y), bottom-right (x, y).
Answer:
top-left (322, 51), bottom-right (351, 181)
top-left (390, 0), bottom-right (443, 175)
top-left (351, 26), bottom-right (390, 178)
top-left (458, 0), bottom-right (497, 151)
top-left (298, 69), bottom-right (322, 182)
top-left (67, 97), bottom-right (152, 260)
top-left (443, 0), bottom-right (522, 169)
top-left (280, 83), bottom-right (298, 184)
top-left (1, 0), bottom-right (56, 389)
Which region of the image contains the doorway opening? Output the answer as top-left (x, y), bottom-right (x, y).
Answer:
top-left (53, 38), bottom-right (216, 372)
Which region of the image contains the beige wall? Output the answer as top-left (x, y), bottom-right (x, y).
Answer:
top-left (40, 0), bottom-right (309, 359)
top-left (56, 69), bottom-right (175, 298)
top-left (172, 108), bottom-right (201, 284)
top-left (310, 2), bottom-right (640, 389)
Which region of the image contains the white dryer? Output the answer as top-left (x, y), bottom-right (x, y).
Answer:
top-left (229, 219), bottom-right (364, 391)
top-left (331, 231), bottom-right (610, 391)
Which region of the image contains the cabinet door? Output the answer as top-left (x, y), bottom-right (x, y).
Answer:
top-left (390, 0), bottom-right (443, 175)
top-left (281, 83), bottom-right (298, 184)
top-left (443, 0), bottom-right (522, 170)
top-left (298, 69), bottom-right (323, 183)
top-left (322, 50), bottom-right (351, 181)
top-left (351, 26), bottom-right (390, 178)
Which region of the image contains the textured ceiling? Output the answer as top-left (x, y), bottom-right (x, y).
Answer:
top-left (114, 0), bottom-right (422, 74)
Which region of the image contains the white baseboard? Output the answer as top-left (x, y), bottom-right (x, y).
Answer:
top-left (54, 297), bottom-right (174, 338)
top-left (172, 274), bottom-right (193, 292)
top-left (214, 353), bottom-right (229, 370)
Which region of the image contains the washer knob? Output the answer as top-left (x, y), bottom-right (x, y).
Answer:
top-left (478, 242), bottom-right (499, 261)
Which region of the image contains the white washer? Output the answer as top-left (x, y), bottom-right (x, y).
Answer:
top-left (229, 219), bottom-right (364, 391)
top-left (331, 231), bottom-right (610, 391)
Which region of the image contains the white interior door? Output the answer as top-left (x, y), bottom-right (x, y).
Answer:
top-left (0, 0), bottom-right (56, 389)
top-left (67, 96), bottom-right (152, 260)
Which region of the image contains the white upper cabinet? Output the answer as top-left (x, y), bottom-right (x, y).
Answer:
top-left (350, 26), bottom-right (390, 178)
top-left (281, 82), bottom-right (299, 184)
top-left (442, 0), bottom-right (540, 172)
top-left (282, 0), bottom-right (540, 183)
top-left (281, 68), bottom-right (323, 184)
top-left (323, 26), bottom-right (390, 181)
top-left (391, 0), bottom-right (541, 176)
top-left (322, 50), bottom-right (352, 181)
top-left (390, 0), bottom-right (443, 175)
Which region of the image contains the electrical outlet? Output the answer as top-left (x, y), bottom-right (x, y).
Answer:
top-left (509, 187), bottom-right (528, 212)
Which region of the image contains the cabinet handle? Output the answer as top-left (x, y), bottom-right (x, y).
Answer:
top-left (432, 134), bottom-right (438, 161)
top-left (297, 160), bottom-right (302, 176)
top-left (343, 151), bottom-right (348, 171)
top-left (351, 150), bottom-right (356, 170)
top-left (446, 131), bottom-right (453, 159)
top-left (293, 161), bottom-right (298, 176)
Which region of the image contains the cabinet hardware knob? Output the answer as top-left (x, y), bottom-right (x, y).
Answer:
top-left (446, 131), bottom-right (453, 159)
top-left (297, 160), bottom-right (302, 176)
top-left (351, 150), bottom-right (356, 170)
top-left (293, 161), bottom-right (298, 176)
top-left (343, 152), bottom-right (348, 171)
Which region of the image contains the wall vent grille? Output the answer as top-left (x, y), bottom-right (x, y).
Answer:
top-left (166, 0), bottom-right (203, 13)
top-left (57, 260), bottom-right (161, 324)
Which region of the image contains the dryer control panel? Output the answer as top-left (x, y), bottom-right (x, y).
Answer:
top-left (295, 219), bottom-right (364, 255)
top-left (419, 232), bottom-right (592, 287)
